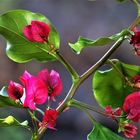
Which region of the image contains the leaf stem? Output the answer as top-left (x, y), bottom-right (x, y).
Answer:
top-left (83, 110), bottom-right (97, 124)
top-left (36, 37), bottom-right (125, 139)
top-left (80, 37), bottom-right (124, 82)
top-left (36, 108), bottom-right (44, 116)
top-left (57, 37), bottom-right (124, 113)
top-left (69, 100), bottom-right (98, 124)
top-left (39, 44), bottom-right (79, 82)
top-left (71, 101), bottom-right (97, 123)
top-left (27, 109), bottom-right (39, 136)
top-left (68, 99), bottom-right (107, 117)
top-left (55, 52), bottom-right (79, 82)
top-left (28, 110), bottom-right (40, 123)
top-left (33, 15), bottom-right (140, 140)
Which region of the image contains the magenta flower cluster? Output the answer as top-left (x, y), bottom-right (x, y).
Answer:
top-left (8, 69), bottom-right (62, 129)
top-left (8, 69), bottom-right (62, 110)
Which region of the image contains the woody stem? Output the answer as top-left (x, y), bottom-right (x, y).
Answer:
top-left (35, 37), bottom-right (124, 140)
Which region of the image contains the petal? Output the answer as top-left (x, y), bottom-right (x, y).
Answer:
top-left (31, 21), bottom-right (50, 42)
top-left (49, 70), bottom-right (60, 88)
top-left (49, 70), bottom-right (62, 99)
top-left (114, 107), bottom-right (122, 116)
top-left (23, 25), bottom-right (35, 42)
top-left (127, 109), bottom-right (140, 122)
top-left (20, 70), bottom-right (32, 85)
top-left (124, 124), bottom-right (137, 138)
top-left (105, 105), bottom-right (112, 114)
top-left (37, 69), bottom-right (50, 84)
top-left (132, 27), bottom-right (138, 32)
top-left (31, 26), bottom-right (45, 42)
top-left (31, 21), bottom-right (50, 36)
top-left (38, 69), bottom-right (62, 100)
top-left (33, 77), bottom-right (48, 104)
top-left (8, 81), bottom-right (24, 100)
top-left (24, 98), bottom-right (36, 110)
top-left (23, 76), bottom-right (48, 110)
top-left (123, 92), bottom-right (140, 122)
top-left (42, 109), bottom-right (58, 129)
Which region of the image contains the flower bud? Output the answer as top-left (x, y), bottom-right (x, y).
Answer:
top-left (123, 124), bottom-right (137, 138)
top-left (114, 107), bottom-right (122, 116)
top-left (23, 20), bottom-right (50, 43)
top-left (130, 27), bottom-right (140, 47)
top-left (132, 74), bottom-right (140, 89)
top-left (8, 81), bottom-right (23, 100)
top-left (40, 109), bottom-right (58, 130)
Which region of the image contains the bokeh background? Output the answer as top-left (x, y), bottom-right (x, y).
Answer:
top-left (0, 0), bottom-right (140, 140)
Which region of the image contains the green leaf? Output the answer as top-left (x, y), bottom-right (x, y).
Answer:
top-left (87, 122), bottom-right (127, 140)
top-left (0, 10), bottom-right (60, 63)
top-left (0, 116), bottom-right (28, 128)
top-left (69, 29), bottom-right (132, 54)
top-left (92, 60), bottom-right (140, 108)
top-left (0, 126), bottom-right (31, 140)
top-left (0, 87), bottom-right (23, 108)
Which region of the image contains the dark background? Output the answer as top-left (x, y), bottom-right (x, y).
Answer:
top-left (0, 0), bottom-right (140, 140)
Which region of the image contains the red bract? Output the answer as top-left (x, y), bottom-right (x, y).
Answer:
top-left (23, 20), bottom-right (50, 43)
top-left (133, 74), bottom-right (140, 89)
top-left (41, 109), bottom-right (58, 129)
top-left (20, 71), bottom-right (48, 110)
top-left (130, 27), bottom-right (140, 47)
top-left (129, 27), bottom-right (140, 56)
top-left (114, 107), bottom-right (122, 116)
top-left (123, 124), bottom-right (137, 138)
top-left (123, 91), bottom-right (140, 122)
top-left (105, 106), bottom-right (122, 120)
top-left (37, 69), bottom-right (62, 101)
top-left (105, 105), bottom-right (112, 114)
top-left (105, 106), bottom-right (115, 120)
top-left (8, 81), bottom-right (23, 100)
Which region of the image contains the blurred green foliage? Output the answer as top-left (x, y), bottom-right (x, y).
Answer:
top-left (0, 126), bottom-right (31, 140)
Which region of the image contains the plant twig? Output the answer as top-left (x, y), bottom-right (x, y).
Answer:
top-left (36, 108), bottom-right (44, 116)
top-left (80, 37), bottom-right (124, 82)
top-left (36, 15), bottom-right (140, 139)
top-left (36, 37), bottom-right (124, 140)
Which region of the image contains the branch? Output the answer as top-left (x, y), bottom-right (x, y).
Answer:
top-left (80, 37), bottom-right (124, 82)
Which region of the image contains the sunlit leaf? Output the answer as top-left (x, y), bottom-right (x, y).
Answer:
top-left (0, 10), bottom-right (60, 63)
top-left (87, 122), bottom-right (127, 140)
top-left (92, 60), bottom-right (140, 108)
top-left (69, 29), bottom-right (132, 54)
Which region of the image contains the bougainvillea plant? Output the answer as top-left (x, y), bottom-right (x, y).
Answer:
top-left (0, 0), bottom-right (140, 140)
